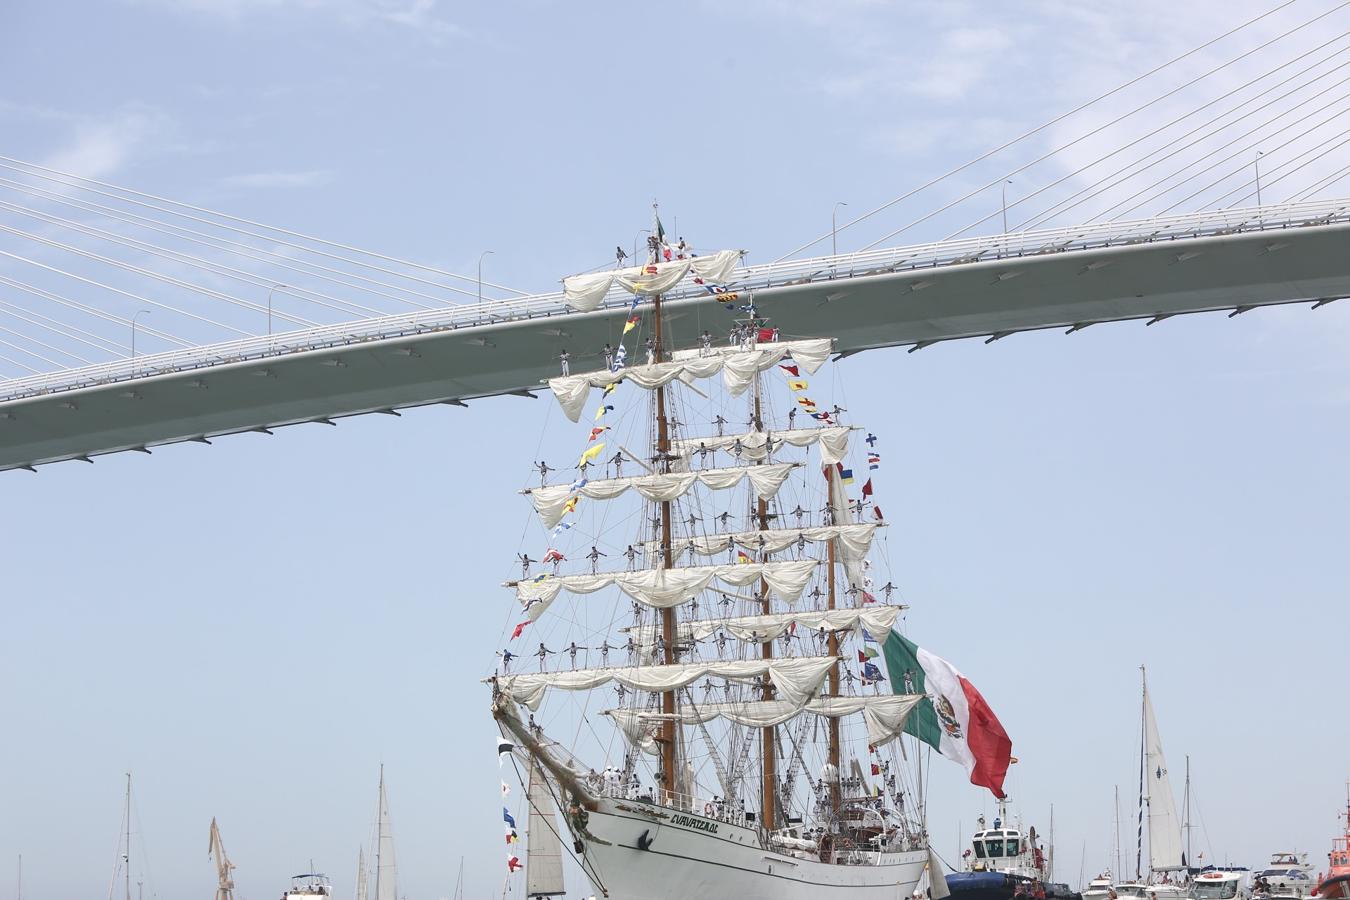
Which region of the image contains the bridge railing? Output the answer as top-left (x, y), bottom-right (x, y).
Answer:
top-left (2, 198), bottom-right (1346, 403)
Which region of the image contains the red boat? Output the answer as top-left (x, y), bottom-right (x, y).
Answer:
top-left (1314, 785), bottom-right (1350, 899)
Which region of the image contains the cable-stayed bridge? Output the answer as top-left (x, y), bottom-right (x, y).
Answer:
top-left (1, 198), bottom-right (1347, 472)
top-left (5, 0), bottom-right (1350, 471)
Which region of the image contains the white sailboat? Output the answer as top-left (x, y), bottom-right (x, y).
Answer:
top-left (1125, 668), bottom-right (1187, 900)
top-left (353, 847), bottom-right (367, 900)
top-left (489, 213), bottom-right (974, 899)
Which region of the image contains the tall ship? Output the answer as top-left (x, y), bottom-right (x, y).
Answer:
top-left (487, 211), bottom-right (1012, 899)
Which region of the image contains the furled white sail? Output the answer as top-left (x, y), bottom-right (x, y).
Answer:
top-left (669, 425), bottom-right (851, 465)
top-left (1143, 679), bottom-right (1185, 871)
top-left (524, 761), bottom-right (565, 898)
top-left (515, 559), bottom-right (818, 621)
top-left (605, 694), bottom-right (922, 753)
top-left (562, 249), bottom-right (743, 311)
top-left (547, 338), bottom-right (833, 421)
top-left (527, 463), bottom-right (798, 529)
top-left (625, 604), bottom-right (902, 647)
top-left (643, 523), bottom-right (879, 565)
top-left (498, 655), bottom-right (837, 711)
top-left (374, 768), bottom-right (397, 900)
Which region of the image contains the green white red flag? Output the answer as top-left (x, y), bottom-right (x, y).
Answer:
top-left (880, 630), bottom-right (1012, 798)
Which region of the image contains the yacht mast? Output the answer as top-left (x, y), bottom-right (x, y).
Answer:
top-left (1136, 668), bottom-right (1146, 881)
top-left (1182, 756), bottom-right (1191, 867)
top-left (1114, 784), bottom-right (1122, 879)
top-left (651, 202), bottom-right (679, 805)
top-left (124, 773), bottom-right (132, 900)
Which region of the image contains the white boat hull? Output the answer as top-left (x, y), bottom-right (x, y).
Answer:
top-left (571, 798), bottom-right (927, 899)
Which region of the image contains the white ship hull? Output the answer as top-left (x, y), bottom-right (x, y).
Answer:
top-left (573, 798), bottom-right (927, 900)
top-left (1150, 885), bottom-right (1188, 900)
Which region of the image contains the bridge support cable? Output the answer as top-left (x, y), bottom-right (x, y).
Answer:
top-left (0, 223), bottom-right (322, 330)
top-left (0, 323), bottom-right (93, 365)
top-left (0, 298), bottom-right (133, 357)
top-left (0, 157), bottom-right (530, 300)
top-left (0, 199), bottom-right (398, 320)
top-left (770, 0), bottom-right (1309, 261)
top-left (945, 32), bottom-right (1350, 238)
top-left (1125, 95), bottom-right (1350, 218)
top-left (0, 274), bottom-right (189, 349)
top-left (0, 352), bottom-right (40, 375)
top-left (0, 248), bottom-right (256, 339)
top-left (1198, 129), bottom-right (1350, 210)
top-left (1290, 158), bottom-right (1350, 199)
top-left (0, 175), bottom-right (452, 311)
top-left (854, 0), bottom-right (1350, 253)
top-left (1057, 78), bottom-right (1350, 225)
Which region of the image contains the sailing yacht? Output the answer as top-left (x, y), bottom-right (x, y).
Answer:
top-left (1123, 669), bottom-right (1188, 900)
top-left (371, 768), bottom-right (397, 900)
top-left (488, 214), bottom-right (1001, 899)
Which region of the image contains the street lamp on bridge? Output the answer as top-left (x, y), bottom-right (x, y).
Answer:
top-left (478, 250), bottom-right (495, 305)
top-left (130, 309), bottom-right (151, 368)
top-left (832, 201), bottom-right (848, 262)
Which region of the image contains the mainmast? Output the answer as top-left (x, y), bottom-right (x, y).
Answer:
top-left (650, 202), bottom-right (679, 805)
top-left (751, 372), bottom-right (777, 832)
top-left (826, 534), bottom-right (840, 812)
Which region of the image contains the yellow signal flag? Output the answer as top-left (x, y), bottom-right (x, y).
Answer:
top-left (786, 378), bottom-right (808, 391)
top-left (562, 496), bottom-right (578, 514)
top-left (579, 441), bottom-right (606, 466)
top-left (603, 380), bottom-right (619, 396)
top-left (796, 396), bottom-right (816, 408)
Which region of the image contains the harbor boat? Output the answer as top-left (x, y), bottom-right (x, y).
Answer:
top-left (1084, 875), bottom-right (1118, 900)
top-left (1132, 669), bottom-right (1189, 900)
top-left (946, 806), bottom-right (1051, 900)
top-left (1188, 871), bottom-right (1246, 900)
top-left (281, 873), bottom-right (332, 900)
top-left (1253, 853), bottom-right (1314, 897)
top-left (1315, 786), bottom-right (1350, 899)
top-left (489, 213), bottom-right (1012, 900)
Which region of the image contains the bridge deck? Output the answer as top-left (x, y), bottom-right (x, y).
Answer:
top-left (2, 199), bottom-right (1348, 471)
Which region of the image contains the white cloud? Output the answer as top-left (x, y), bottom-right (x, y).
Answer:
top-left (221, 169), bottom-right (334, 189)
top-left (40, 106), bottom-right (171, 180)
top-left (124, 0), bottom-right (466, 40)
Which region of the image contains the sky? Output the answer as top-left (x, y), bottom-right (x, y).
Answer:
top-left (2, 2), bottom-right (1349, 900)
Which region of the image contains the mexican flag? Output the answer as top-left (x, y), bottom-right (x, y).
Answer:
top-left (880, 630), bottom-right (1013, 798)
